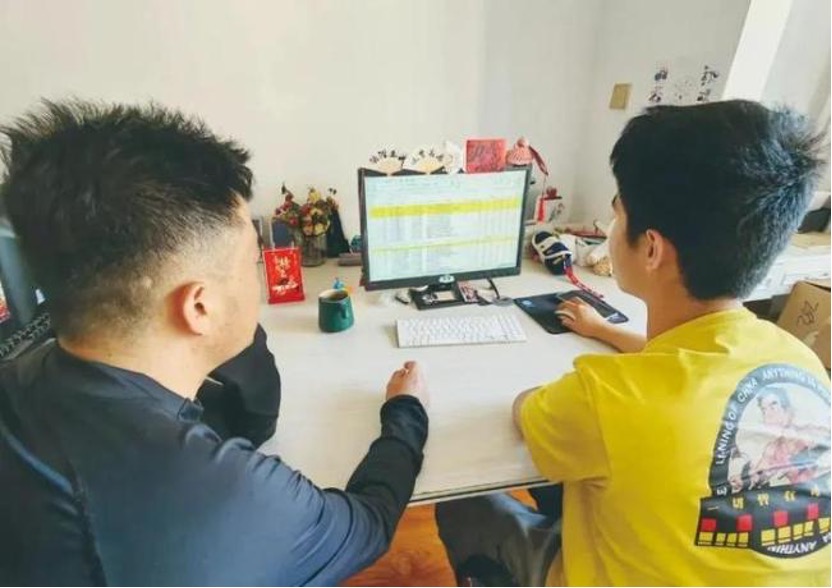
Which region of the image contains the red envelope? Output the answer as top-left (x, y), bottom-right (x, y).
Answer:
top-left (263, 247), bottom-right (305, 304)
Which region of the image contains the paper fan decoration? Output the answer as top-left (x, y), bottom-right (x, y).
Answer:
top-left (403, 145), bottom-right (445, 174)
top-left (367, 149), bottom-right (403, 175)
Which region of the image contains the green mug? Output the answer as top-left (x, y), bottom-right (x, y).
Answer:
top-left (318, 289), bottom-right (354, 333)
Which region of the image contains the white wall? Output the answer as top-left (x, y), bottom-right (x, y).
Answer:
top-left (762, 0), bottom-right (831, 192)
top-left (762, 0), bottom-right (830, 118)
top-left (476, 1), bottom-right (602, 218)
top-left (8, 0), bottom-right (815, 231)
top-left (0, 0), bottom-right (602, 236)
top-left (571, 0), bottom-right (751, 223)
top-left (722, 0), bottom-right (793, 101)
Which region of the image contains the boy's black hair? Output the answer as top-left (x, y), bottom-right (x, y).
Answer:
top-left (611, 100), bottom-right (826, 299)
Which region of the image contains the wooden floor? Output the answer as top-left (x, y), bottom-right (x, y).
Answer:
top-left (342, 502), bottom-right (455, 587)
top-left (343, 491), bottom-right (533, 587)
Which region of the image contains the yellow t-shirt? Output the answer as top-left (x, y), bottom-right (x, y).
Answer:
top-left (520, 309), bottom-right (831, 586)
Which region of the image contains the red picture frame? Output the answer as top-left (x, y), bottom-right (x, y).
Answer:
top-left (263, 247), bottom-right (305, 304)
top-left (465, 138), bottom-right (506, 173)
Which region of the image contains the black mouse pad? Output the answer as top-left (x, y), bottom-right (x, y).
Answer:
top-left (514, 290), bottom-right (628, 335)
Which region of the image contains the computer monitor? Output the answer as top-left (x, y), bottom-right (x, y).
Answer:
top-left (358, 166), bottom-right (531, 291)
top-left (0, 221), bottom-right (48, 357)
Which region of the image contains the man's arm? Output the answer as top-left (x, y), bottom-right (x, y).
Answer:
top-left (336, 395), bottom-right (428, 561)
top-left (197, 325), bottom-right (281, 445)
top-left (134, 391), bottom-right (426, 586)
top-left (153, 361), bottom-right (428, 586)
top-left (340, 361), bottom-right (429, 549)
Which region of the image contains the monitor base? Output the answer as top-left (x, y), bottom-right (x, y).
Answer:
top-left (410, 283), bottom-right (466, 311)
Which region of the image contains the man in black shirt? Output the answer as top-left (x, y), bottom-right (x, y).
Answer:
top-left (0, 101), bottom-right (429, 585)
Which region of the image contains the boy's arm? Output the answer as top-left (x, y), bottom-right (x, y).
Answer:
top-left (512, 387), bottom-right (538, 436)
top-left (591, 323), bottom-right (646, 353)
top-left (515, 372), bottom-right (609, 483)
top-left (558, 298), bottom-right (646, 353)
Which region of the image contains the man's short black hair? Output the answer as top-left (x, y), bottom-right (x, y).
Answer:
top-left (0, 100), bottom-right (253, 339)
top-left (610, 100), bottom-right (826, 300)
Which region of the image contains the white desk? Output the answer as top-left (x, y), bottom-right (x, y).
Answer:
top-left (746, 240), bottom-right (831, 301)
top-left (257, 261), bottom-right (646, 503)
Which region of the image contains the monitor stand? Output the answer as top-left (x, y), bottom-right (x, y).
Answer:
top-left (410, 282), bottom-right (467, 311)
top-left (485, 277), bottom-right (514, 307)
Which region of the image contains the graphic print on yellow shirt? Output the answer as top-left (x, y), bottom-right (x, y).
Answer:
top-left (696, 363), bottom-right (831, 558)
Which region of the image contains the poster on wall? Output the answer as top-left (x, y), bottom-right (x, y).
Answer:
top-left (647, 57), bottom-right (722, 106)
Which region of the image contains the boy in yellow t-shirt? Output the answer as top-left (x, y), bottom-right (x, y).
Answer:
top-left (436, 100), bottom-right (830, 586)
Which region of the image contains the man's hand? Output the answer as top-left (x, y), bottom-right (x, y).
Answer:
top-left (557, 298), bottom-right (607, 338)
top-left (385, 361), bottom-right (429, 408)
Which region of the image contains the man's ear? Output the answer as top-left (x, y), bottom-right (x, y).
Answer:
top-left (174, 281), bottom-right (213, 336)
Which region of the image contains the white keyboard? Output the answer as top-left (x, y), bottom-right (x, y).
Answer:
top-left (396, 313), bottom-right (527, 348)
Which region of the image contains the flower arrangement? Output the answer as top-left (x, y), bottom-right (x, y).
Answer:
top-left (274, 184), bottom-right (339, 238)
top-left (274, 183), bottom-right (342, 266)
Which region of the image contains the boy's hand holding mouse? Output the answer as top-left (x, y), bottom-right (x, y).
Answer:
top-left (555, 298), bottom-right (606, 337)
top-left (556, 299), bottom-right (645, 353)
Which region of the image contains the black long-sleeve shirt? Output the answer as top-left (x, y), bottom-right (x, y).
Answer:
top-left (0, 326), bottom-right (428, 585)
top-left (197, 326), bottom-right (284, 446)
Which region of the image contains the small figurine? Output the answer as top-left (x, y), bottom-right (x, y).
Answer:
top-left (333, 277), bottom-right (346, 290)
top-left (506, 137), bottom-right (534, 166)
top-left (506, 137), bottom-right (549, 177)
top-left (324, 188), bottom-right (350, 258)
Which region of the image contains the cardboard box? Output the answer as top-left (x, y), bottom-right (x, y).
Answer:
top-left (814, 317), bottom-right (831, 369)
top-left (777, 280), bottom-right (831, 368)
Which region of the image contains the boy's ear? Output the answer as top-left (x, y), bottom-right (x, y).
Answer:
top-left (644, 229), bottom-right (664, 272)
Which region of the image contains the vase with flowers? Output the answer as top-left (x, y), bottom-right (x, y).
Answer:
top-left (274, 184), bottom-right (337, 267)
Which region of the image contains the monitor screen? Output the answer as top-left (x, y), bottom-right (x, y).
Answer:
top-left (359, 167), bottom-right (531, 290)
top-left (0, 279), bottom-right (12, 326)
top-left (0, 222), bottom-right (43, 344)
